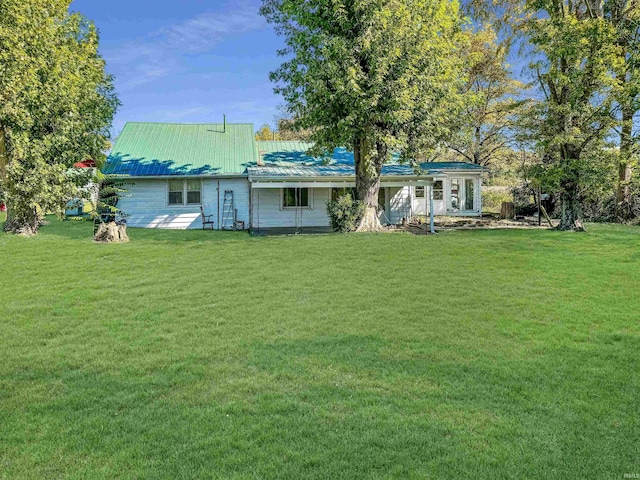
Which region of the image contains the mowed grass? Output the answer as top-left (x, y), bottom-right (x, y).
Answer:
top-left (1, 215), bottom-right (639, 479)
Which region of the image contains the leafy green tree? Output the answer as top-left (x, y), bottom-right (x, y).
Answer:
top-left (607, 1), bottom-right (640, 219)
top-left (525, 0), bottom-right (619, 230)
top-left (0, 0), bottom-right (118, 235)
top-left (467, 0), bottom-right (639, 226)
top-left (448, 26), bottom-right (526, 167)
top-left (261, 0), bottom-right (468, 230)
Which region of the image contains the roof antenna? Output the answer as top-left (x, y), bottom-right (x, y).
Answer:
top-left (223, 114), bottom-right (226, 133)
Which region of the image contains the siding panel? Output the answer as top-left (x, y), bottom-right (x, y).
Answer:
top-left (118, 178), bottom-right (250, 230)
top-left (252, 188), bottom-right (332, 229)
top-left (388, 187), bottom-right (412, 224)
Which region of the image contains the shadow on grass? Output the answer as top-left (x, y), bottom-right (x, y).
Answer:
top-left (29, 216), bottom-right (255, 244)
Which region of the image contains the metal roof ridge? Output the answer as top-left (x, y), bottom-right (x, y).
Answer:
top-left (121, 121), bottom-right (255, 126)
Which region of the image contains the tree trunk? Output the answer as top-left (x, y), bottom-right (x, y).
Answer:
top-left (0, 125), bottom-right (9, 230)
top-left (557, 147), bottom-right (585, 232)
top-left (354, 136), bottom-right (386, 232)
top-left (500, 201), bottom-right (514, 219)
top-left (616, 104), bottom-right (634, 221)
top-left (4, 206), bottom-right (39, 235)
top-left (557, 178), bottom-right (585, 231)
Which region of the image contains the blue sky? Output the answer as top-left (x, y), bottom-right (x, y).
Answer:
top-left (70, 0), bottom-right (284, 138)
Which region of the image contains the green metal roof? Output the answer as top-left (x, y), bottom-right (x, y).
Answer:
top-left (255, 141), bottom-right (487, 173)
top-left (104, 122), bottom-right (257, 176)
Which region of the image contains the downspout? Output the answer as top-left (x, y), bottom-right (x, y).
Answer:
top-left (217, 180), bottom-right (220, 230)
top-left (429, 184), bottom-right (435, 234)
top-left (248, 180), bottom-right (253, 232)
top-left (425, 182), bottom-right (428, 233)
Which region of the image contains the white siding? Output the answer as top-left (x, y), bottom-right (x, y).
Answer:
top-left (251, 187), bottom-right (332, 229)
top-left (118, 177), bottom-right (250, 229)
top-left (118, 173), bottom-right (483, 230)
top-left (201, 178), bottom-right (251, 229)
top-left (388, 187), bottom-right (412, 224)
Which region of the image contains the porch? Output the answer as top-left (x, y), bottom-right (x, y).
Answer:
top-left (249, 178), bottom-right (448, 234)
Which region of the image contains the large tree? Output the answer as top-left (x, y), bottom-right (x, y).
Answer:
top-left (525, 0), bottom-right (619, 230)
top-left (0, 0), bottom-right (118, 235)
top-left (469, 0), bottom-right (639, 227)
top-left (607, 0), bottom-right (640, 219)
top-left (448, 26), bottom-right (526, 167)
top-left (261, 0), bottom-right (467, 230)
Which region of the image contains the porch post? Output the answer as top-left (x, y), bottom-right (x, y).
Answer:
top-left (429, 184), bottom-right (435, 234)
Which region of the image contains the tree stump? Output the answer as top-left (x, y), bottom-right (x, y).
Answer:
top-left (94, 221), bottom-right (129, 243)
top-left (500, 202), bottom-right (515, 219)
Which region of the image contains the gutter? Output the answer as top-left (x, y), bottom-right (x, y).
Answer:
top-left (248, 174), bottom-right (450, 183)
top-left (102, 173), bottom-right (250, 180)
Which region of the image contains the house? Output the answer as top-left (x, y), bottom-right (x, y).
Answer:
top-left (103, 122), bottom-right (486, 233)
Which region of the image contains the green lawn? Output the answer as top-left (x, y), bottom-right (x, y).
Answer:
top-left (1, 216), bottom-right (639, 479)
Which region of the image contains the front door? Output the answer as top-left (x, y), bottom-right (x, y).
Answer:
top-left (412, 186), bottom-right (428, 216)
top-left (432, 180), bottom-right (446, 215)
top-left (449, 178), bottom-right (476, 213)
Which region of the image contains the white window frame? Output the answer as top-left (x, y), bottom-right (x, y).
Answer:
top-left (414, 185), bottom-right (425, 199)
top-left (167, 179), bottom-right (202, 207)
top-left (446, 176), bottom-right (479, 213)
top-left (432, 180), bottom-right (444, 201)
top-left (185, 179), bottom-right (203, 205)
top-left (281, 187), bottom-right (313, 210)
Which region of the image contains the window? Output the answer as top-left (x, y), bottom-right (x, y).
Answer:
top-left (464, 179), bottom-right (475, 210)
top-left (450, 178), bottom-right (460, 210)
top-left (415, 186), bottom-right (425, 198)
top-left (187, 180), bottom-right (202, 205)
top-left (282, 188), bottom-right (310, 208)
top-left (433, 181), bottom-right (443, 200)
top-left (331, 187), bottom-right (356, 202)
top-left (168, 180), bottom-right (184, 205)
top-left (168, 179), bottom-right (202, 206)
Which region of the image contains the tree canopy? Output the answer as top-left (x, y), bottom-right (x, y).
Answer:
top-left (261, 0), bottom-right (468, 230)
top-left (448, 26), bottom-right (526, 167)
top-left (255, 124), bottom-right (281, 141)
top-left (0, 0), bottom-right (118, 234)
top-left (465, 0), bottom-right (639, 229)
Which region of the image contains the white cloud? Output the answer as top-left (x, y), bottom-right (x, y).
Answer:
top-left (104, 3), bottom-right (266, 92)
top-left (164, 106), bottom-right (212, 120)
top-left (162, 9), bottom-right (265, 53)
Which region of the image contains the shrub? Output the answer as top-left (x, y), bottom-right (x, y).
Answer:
top-left (482, 187), bottom-right (512, 213)
top-left (326, 194), bottom-right (366, 232)
top-left (581, 187), bottom-right (640, 223)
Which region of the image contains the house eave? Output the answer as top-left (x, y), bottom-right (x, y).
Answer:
top-left (102, 172), bottom-right (249, 180)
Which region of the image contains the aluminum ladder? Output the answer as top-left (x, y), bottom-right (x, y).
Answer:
top-left (221, 190), bottom-right (236, 230)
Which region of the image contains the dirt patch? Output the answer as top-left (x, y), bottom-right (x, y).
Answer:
top-left (392, 215), bottom-right (557, 234)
